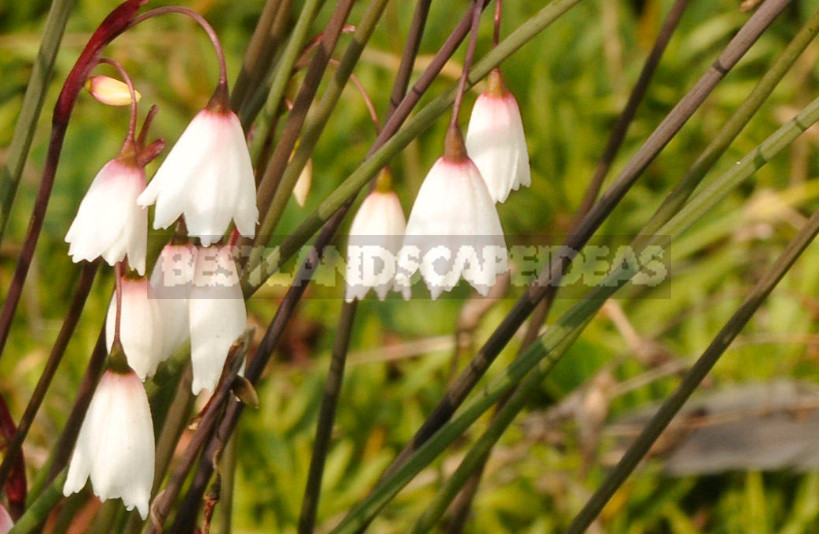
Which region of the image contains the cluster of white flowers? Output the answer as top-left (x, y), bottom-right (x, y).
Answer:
top-left (62, 83), bottom-right (255, 518)
top-left (345, 68), bottom-right (530, 301)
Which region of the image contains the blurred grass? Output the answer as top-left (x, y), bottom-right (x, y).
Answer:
top-left (3, 0), bottom-right (819, 532)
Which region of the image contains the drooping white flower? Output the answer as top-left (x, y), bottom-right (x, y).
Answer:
top-left (149, 242), bottom-right (197, 360)
top-left (465, 69), bottom-right (531, 203)
top-left (0, 504), bottom-right (12, 534)
top-left (65, 158), bottom-right (148, 274)
top-left (105, 276), bottom-right (164, 381)
top-left (346, 172), bottom-right (409, 302)
top-left (137, 89), bottom-right (258, 247)
top-left (63, 369), bottom-right (155, 520)
top-left (189, 245), bottom-right (247, 394)
top-left (398, 136), bottom-right (508, 299)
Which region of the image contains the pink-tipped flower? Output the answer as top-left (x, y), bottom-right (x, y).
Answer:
top-left (0, 504), bottom-right (11, 534)
top-left (63, 369), bottom-right (155, 520)
top-left (138, 87), bottom-right (258, 246)
top-left (465, 69), bottom-right (531, 203)
top-left (65, 158), bottom-right (148, 274)
top-left (398, 130), bottom-right (508, 299)
top-left (105, 276), bottom-right (164, 380)
top-left (189, 245), bottom-right (247, 394)
top-left (345, 171), bottom-right (409, 302)
top-left (150, 242), bottom-right (197, 360)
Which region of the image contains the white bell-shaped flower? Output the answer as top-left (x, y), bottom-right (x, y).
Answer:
top-left (105, 276), bottom-right (164, 381)
top-left (63, 369), bottom-right (155, 519)
top-left (65, 158), bottom-right (147, 274)
top-left (189, 245), bottom-right (247, 394)
top-left (398, 130), bottom-right (508, 299)
top-left (346, 171), bottom-right (409, 302)
top-left (0, 504), bottom-right (12, 534)
top-left (137, 87), bottom-right (258, 246)
top-left (149, 242), bottom-right (197, 360)
top-left (465, 69), bottom-right (531, 203)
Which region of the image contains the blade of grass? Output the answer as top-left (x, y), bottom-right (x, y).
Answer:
top-left (0, 0), bottom-right (77, 243)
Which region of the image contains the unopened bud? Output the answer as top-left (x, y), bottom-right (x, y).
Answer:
top-left (86, 75), bottom-right (142, 106)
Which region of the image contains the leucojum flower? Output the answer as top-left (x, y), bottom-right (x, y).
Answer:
top-left (346, 169), bottom-right (410, 302)
top-left (150, 241), bottom-right (198, 361)
top-left (138, 84), bottom-right (258, 246)
top-left (189, 245), bottom-right (248, 394)
top-left (63, 368), bottom-right (155, 519)
top-left (65, 155), bottom-right (148, 275)
top-left (398, 128), bottom-right (508, 299)
top-left (104, 274), bottom-right (164, 381)
top-left (465, 68), bottom-right (531, 203)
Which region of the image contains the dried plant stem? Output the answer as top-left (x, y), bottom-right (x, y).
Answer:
top-left (386, 0), bottom-right (432, 118)
top-left (566, 207), bottom-right (819, 533)
top-left (298, 300), bottom-right (358, 533)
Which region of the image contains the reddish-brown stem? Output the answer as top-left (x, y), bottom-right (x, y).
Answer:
top-left (0, 0), bottom-right (145, 365)
top-left (130, 6), bottom-right (228, 86)
top-left (449, 0), bottom-right (483, 132)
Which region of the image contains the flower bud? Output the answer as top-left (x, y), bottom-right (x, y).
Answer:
top-left (85, 75), bottom-right (142, 106)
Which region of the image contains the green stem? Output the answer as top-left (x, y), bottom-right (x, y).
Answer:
top-left (329, 91), bottom-right (819, 534)
top-left (8, 470), bottom-right (67, 534)
top-left (244, 0), bottom-right (586, 293)
top-left (0, 0), bottom-right (77, 244)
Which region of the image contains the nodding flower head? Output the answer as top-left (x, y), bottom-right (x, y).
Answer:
top-left (188, 244), bottom-right (248, 395)
top-left (105, 275), bottom-right (164, 381)
top-left (138, 87), bottom-right (258, 246)
top-left (465, 69), bottom-right (531, 203)
top-left (65, 157), bottom-right (148, 274)
top-left (345, 172), bottom-right (409, 302)
top-left (63, 369), bottom-right (155, 519)
top-left (398, 134), bottom-right (508, 299)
